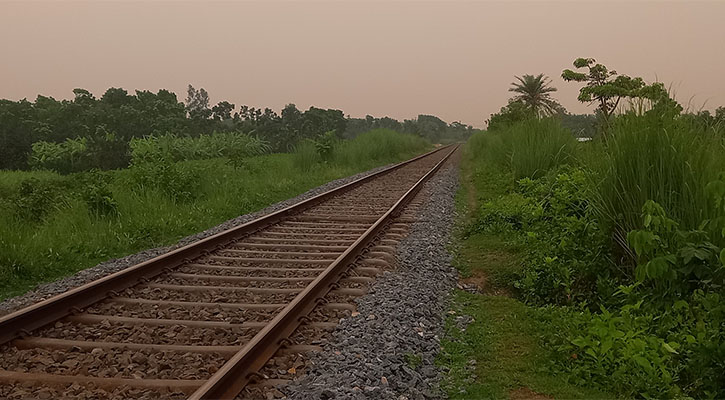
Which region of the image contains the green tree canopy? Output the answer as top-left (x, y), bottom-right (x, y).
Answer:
top-left (508, 74), bottom-right (563, 117)
top-left (562, 58), bottom-right (679, 133)
top-left (486, 100), bottom-right (536, 131)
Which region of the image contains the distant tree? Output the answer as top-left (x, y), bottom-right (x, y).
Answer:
top-left (416, 114), bottom-right (448, 142)
top-left (680, 107), bottom-right (725, 134)
top-left (300, 107), bottom-right (347, 139)
top-left (486, 100), bottom-right (535, 131)
top-left (280, 104), bottom-right (303, 141)
top-left (377, 117), bottom-right (402, 131)
top-left (135, 89), bottom-right (187, 134)
top-left (281, 104), bottom-right (302, 132)
top-left (185, 85), bottom-right (211, 119)
top-left (72, 88), bottom-right (96, 107)
top-left (562, 58), bottom-right (679, 136)
top-left (559, 113), bottom-right (597, 138)
top-left (101, 88), bottom-right (134, 107)
top-left (211, 101), bottom-right (235, 121)
top-left (0, 99), bottom-right (38, 169)
top-left (508, 74), bottom-right (563, 117)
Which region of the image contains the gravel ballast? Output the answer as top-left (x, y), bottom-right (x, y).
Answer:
top-left (281, 157), bottom-right (459, 399)
top-left (0, 164), bottom-right (394, 316)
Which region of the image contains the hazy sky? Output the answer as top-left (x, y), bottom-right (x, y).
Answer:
top-left (2, 1), bottom-right (724, 127)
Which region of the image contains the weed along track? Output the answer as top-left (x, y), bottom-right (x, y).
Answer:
top-left (0, 145), bottom-right (457, 399)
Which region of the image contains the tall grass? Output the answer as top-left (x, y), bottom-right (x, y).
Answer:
top-left (332, 129), bottom-right (430, 167)
top-left (474, 112), bottom-right (725, 257)
top-left (466, 118), bottom-right (576, 181)
top-left (594, 113), bottom-right (725, 251)
top-left (291, 141), bottom-right (320, 172)
top-left (292, 129), bottom-right (430, 172)
top-left (506, 118), bottom-right (577, 180)
top-left (466, 130), bottom-right (509, 168)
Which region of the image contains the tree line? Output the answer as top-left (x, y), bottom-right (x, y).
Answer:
top-left (0, 85), bottom-right (474, 171)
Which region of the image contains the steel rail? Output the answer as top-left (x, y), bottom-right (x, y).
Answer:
top-left (190, 145), bottom-right (458, 399)
top-left (0, 145), bottom-right (450, 345)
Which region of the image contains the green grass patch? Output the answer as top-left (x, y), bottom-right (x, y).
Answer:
top-left (404, 352), bottom-right (423, 369)
top-left (455, 232), bottom-right (521, 290)
top-left (438, 290), bottom-right (611, 400)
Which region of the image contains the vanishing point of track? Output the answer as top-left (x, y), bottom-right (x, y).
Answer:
top-left (0, 145), bottom-right (456, 399)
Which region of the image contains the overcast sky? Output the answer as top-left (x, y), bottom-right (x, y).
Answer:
top-left (2, 1), bottom-right (724, 127)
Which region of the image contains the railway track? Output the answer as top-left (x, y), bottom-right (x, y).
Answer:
top-left (0, 145), bottom-right (456, 399)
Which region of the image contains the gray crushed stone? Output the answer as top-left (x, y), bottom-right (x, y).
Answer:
top-left (0, 164), bottom-right (394, 316)
top-left (281, 160), bottom-right (459, 400)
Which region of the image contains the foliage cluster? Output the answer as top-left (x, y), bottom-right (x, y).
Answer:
top-left (128, 132), bottom-right (270, 164)
top-left (29, 130), bottom-right (129, 173)
top-left (465, 109), bottom-right (725, 397)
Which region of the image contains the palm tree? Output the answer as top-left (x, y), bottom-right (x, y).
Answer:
top-left (509, 74), bottom-right (562, 117)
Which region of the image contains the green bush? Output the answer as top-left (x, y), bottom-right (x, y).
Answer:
top-left (541, 304), bottom-right (682, 398)
top-left (127, 160), bottom-right (200, 203)
top-left (10, 178), bottom-right (71, 222)
top-left (469, 167), bottom-right (612, 305)
top-left (29, 131), bottom-right (130, 173)
top-left (29, 138), bottom-right (88, 174)
top-left (313, 130), bottom-right (339, 161)
top-left (75, 172), bottom-right (120, 218)
top-left (129, 131), bottom-right (269, 164)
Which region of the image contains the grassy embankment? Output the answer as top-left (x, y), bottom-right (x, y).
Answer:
top-left (438, 121), bottom-right (610, 399)
top-left (439, 114), bottom-right (725, 398)
top-left (0, 129), bottom-right (429, 300)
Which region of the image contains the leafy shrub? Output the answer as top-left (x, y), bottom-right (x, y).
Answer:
top-left (29, 138), bottom-right (88, 174)
top-left (466, 102), bottom-right (725, 398)
top-left (313, 130), bottom-right (339, 161)
top-left (129, 132), bottom-right (270, 164)
top-left (127, 159), bottom-right (200, 203)
top-left (74, 172), bottom-right (119, 218)
top-left (540, 198), bottom-right (725, 398)
top-left (468, 193), bottom-right (539, 234)
top-left (10, 178), bottom-right (70, 222)
top-left (29, 130), bottom-right (130, 173)
top-left (84, 130), bottom-right (130, 171)
top-left (469, 166), bottom-right (612, 305)
top-left (542, 304), bottom-right (682, 398)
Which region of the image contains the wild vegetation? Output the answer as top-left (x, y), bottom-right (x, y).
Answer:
top-left (0, 85), bottom-right (472, 172)
top-left (0, 82), bottom-right (476, 299)
top-left (441, 58), bottom-right (725, 398)
top-left (0, 129), bottom-right (429, 300)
